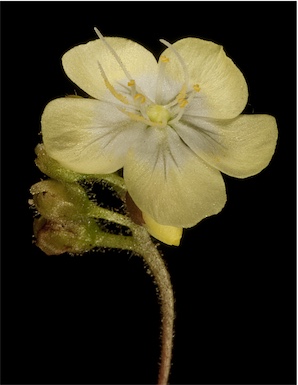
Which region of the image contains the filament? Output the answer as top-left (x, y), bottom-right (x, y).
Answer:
top-left (96, 60), bottom-right (129, 105)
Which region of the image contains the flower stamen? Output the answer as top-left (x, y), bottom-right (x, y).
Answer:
top-left (168, 83), bottom-right (201, 126)
top-left (193, 84), bottom-right (201, 92)
top-left (159, 38), bottom-right (196, 122)
top-left (118, 107), bottom-right (168, 128)
top-left (176, 84), bottom-right (188, 108)
top-left (159, 39), bottom-right (190, 93)
top-left (127, 79), bottom-right (138, 98)
top-left (155, 55), bottom-right (170, 104)
top-left (134, 93), bottom-right (146, 104)
top-left (94, 27), bottom-right (152, 108)
top-left (160, 55), bottom-right (170, 63)
top-left (96, 60), bottom-right (129, 105)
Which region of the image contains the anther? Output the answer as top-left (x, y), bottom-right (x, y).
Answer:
top-left (175, 84), bottom-right (188, 108)
top-left (178, 99), bottom-right (188, 108)
top-left (97, 60), bottom-right (129, 105)
top-left (160, 55), bottom-right (170, 63)
top-left (119, 108), bottom-right (167, 128)
top-left (193, 84), bottom-right (201, 92)
top-left (134, 93), bottom-right (146, 104)
top-left (159, 39), bottom-right (189, 88)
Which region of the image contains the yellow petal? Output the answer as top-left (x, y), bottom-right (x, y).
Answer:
top-left (174, 114), bottom-right (278, 178)
top-left (62, 38), bottom-right (158, 101)
top-left (124, 126), bottom-right (227, 228)
top-left (41, 97), bottom-right (143, 174)
top-left (142, 212), bottom-right (183, 246)
top-left (160, 37), bottom-right (248, 119)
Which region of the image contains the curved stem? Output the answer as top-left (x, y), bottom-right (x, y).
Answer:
top-left (87, 201), bottom-right (175, 384)
top-left (131, 225), bottom-right (175, 385)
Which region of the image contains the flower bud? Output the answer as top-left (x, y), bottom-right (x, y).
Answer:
top-left (33, 216), bottom-right (99, 255)
top-left (30, 179), bottom-right (91, 220)
top-left (35, 144), bottom-right (85, 182)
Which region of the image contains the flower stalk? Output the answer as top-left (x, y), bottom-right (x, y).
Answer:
top-left (82, 199), bottom-right (175, 384)
top-left (131, 225), bottom-right (174, 385)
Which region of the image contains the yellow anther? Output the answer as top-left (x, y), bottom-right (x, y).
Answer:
top-left (160, 55), bottom-right (170, 63)
top-left (176, 84), bottom-right (187, 102)
top-left (134, 93), bottom-right (146, 104)
top-left (175, 84), bottom-right (188, 108)
top-left (104, 79), bottom-right (129, 104)
top-left (97, 59), bottom-right (129, 105)
top-left (193, 84), bottom-right (201, 92)
top-left (128, 80), bottom-right (136, 87)
top-left (178, 99), bottom-right (188, 108)
top-left (119, 108), bottom-right (167, 128)
top-left (121, 110), bottom-right (148, 123)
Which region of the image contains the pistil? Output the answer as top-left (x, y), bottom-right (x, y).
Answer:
top-left (147, 104), bottom-right (171, 126)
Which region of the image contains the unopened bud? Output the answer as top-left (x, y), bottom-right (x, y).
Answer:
top-left (33, 216), bottom-right (99, 256)
top-left (35, 144), bottom-right (85, 182)
top-left (30, 179), bottom-right (90, 220)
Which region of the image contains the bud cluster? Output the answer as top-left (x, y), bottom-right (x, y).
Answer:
top-left (30, 144), bottom-right (132, 255)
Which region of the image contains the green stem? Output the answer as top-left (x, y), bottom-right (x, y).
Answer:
top-left (90, 200), bottom-right (174, 385)
top-left (94, 230), bottom-right (135, 251)
top-left (88, 203), bottom-right (131, 227)
top-left (131, 224), bottom-right (175, 385)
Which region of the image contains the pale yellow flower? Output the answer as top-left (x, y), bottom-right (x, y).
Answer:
top-left (41, 30), bottom-right (278, 244)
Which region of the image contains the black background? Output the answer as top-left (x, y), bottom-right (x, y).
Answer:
top-left (1, 2), bottom-right (296, 385)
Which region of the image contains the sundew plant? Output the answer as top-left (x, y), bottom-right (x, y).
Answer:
top-left (30, 29), bottom-right (278, 385)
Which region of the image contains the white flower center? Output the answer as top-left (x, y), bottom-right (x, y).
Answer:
top-left (94, 28), bottom-right (200, 129)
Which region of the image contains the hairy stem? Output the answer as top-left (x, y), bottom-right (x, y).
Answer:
top-left (131, 225), bottom-right (175, 385)
top-left (93, 231), bottom-right (135, 251)
top-left (88, 203), bottom-right (131, 227)
top-left (87, 202), bottom-right (175, 384)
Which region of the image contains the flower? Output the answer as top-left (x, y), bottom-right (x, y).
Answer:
top-left (41, 29), bottom-right (278, 238)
